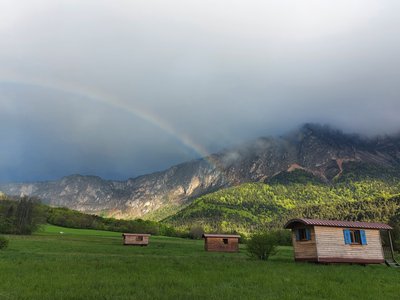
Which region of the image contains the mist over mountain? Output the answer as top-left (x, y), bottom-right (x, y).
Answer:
top-left (1, 124), bottom-right (400, 220)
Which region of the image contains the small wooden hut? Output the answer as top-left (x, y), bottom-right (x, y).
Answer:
top-left (284, 218), bottom-right (393, 264)
top-left (202, 234), bottom-right (240, 252)
top-left (122, 233), bottom-right (151, 246)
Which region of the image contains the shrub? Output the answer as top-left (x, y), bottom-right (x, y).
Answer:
top-left (0, 236), bottom-right (9, 250)
top-left (246, 231), bottom-right (278, 260)
top-left (188, 225), bottom-right (204, 239)
top-left (274, 230), bottom-right (292, 246)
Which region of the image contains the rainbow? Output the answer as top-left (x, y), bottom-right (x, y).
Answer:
top-left (0, 76), bottom-right (221, 171)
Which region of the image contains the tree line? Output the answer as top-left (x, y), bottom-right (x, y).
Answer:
top-left (0, 196), bottom-right (183, 237)
top-left (0, 196), bottom-right (44, 234)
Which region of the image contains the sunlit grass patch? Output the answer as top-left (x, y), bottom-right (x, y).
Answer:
top-left (0, 225), bottom-right (398, 299)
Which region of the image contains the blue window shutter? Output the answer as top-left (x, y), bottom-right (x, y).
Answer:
top-left (360, 230), bottom-right (367, 245)
top-left (295, 229), bottom-right (300, 241)
top-left (343, 229), bottom-right (351, 244)
top-left (306, 228), bottom-right (311, 241)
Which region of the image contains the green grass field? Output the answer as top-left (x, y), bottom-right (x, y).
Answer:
top-left (0, 225), bottom-right (399, 300)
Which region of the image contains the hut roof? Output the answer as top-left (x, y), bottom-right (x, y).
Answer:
top-left (202, 234), bottom-right (241, 238)
top-left (122, 233), bottom-right (151, 237)
top-left (284, 218), bottom-right (392, 230)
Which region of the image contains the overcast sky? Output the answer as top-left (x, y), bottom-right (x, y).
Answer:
top-left (1, 0), bottom-right (400, 182)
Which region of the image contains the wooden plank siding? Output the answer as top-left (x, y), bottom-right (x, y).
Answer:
top-left (314, 226), bottom-right (384, 263)
top-left (291, 226), bottom-right (318, 261)
top-left (122, 234), bottom-right (150, 246)
top-left (204, 237), bottom-right (239, 252)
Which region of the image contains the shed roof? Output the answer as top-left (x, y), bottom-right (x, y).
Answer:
top-left (284, 218), bottom-right (392, 230)
top-left (122, 233), bottom-right (151, 237)
top-left (202, 234), bottom-right (241, 238)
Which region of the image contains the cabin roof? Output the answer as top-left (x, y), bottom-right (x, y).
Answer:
top-left (122, 233), bottom-right (151, 237)
top-left (202, 234), bottom-right (241, 238)
top-left (284, 218), bottom-right (392, 230)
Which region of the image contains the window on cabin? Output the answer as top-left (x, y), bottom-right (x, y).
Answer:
top-left (343, 229), bottom-right (367, 245)
top-left (223, 238), bottom-right (229, 244)
top-left (136, 236), bottom-right (143, 242)
top-left (350, 230), bottom-right (361, 244)
top-left (296, 228), bottom-right (311, 241)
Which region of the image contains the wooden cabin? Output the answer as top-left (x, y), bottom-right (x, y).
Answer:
top-left (122, 233), bottom-right (150, 246)
top-left (202, 234), bottom-right (240, 252)
top-left (284, 218), bottom-right (393, 264)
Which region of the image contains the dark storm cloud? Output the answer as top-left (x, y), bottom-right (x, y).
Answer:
top-left (0, 84), bottom-right (197, 181)
top-left (1, 0), bottom-right (400, 181)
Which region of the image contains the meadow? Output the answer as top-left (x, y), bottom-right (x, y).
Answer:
top-left (0, 225), bottom-right (399, 300)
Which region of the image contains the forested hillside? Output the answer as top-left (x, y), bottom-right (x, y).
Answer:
top-left (164, 166), bottom-right (400, 233)
top-left (0, 196), bottom-right (178, 237)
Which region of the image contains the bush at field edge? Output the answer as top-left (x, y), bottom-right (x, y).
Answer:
top-left (0, 235), bottom-right (9, 250)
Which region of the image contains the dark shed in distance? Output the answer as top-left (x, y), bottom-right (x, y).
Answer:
top-left (202, 234), bottom-right (240, 252)
top-left (122, 233), bottom-right (151, 246)
top-left (284, 218), bottom-right (394, 264)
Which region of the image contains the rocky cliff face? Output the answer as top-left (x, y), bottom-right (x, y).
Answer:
top-left (0, 159), bottom-right (226, 219)
top-left (2, 124), bottom-right (400, 219)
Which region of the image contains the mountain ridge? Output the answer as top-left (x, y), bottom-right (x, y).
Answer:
top-left (1, 123), bottom-right (400, 219)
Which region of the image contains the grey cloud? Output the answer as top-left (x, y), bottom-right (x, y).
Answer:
top-left (1, 0), bottom-right (400, 181)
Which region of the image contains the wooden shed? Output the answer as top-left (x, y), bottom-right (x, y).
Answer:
top-left (284, 218), bottom-right (394, 264)
top-left (122, 233), bottom-right (150, 246)
top-left (202, 234), bottom-right (240, 252)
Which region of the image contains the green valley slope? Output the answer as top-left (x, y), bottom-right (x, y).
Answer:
top-left (164, 164), bottom-right (400, 233)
